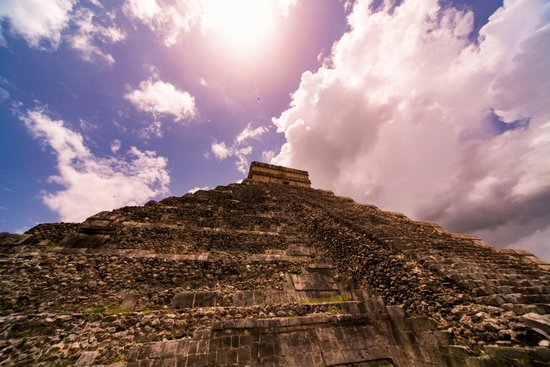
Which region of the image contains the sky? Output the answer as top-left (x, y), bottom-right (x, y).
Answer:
top-left (1, 0), bottom-right (549, 260)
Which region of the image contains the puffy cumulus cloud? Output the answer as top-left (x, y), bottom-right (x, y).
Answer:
top-left (126, 79), bottom-right (197, 120)
top-left (211, 141), bottom-right (231, 160)
top-left (272, 0), bottom-right (550, 259)
top-left (0, 0), bottom-right (75, 48)
top-left (125, 79), bottom-right (197, 137)
top-left (68, 8), bottom-right (126, 64)
top-left (211, 123), bottom-right (269, 173)
top-left (20, 109), bottom-right (170, 222)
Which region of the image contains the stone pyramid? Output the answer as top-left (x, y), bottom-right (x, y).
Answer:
top-left (1, 162), bottom-right (549, 366)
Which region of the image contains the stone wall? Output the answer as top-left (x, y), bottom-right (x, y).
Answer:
top-left (246, 161), bottom-right (311, 188)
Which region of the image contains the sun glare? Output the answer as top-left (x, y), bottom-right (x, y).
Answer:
top-left (202, 0), bottom-right (276, 50)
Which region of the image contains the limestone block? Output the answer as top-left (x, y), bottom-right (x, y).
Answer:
top-left (286, 245), bottom-right (315, 257)
top-left (521, 313), bottom-right (550, 336)
top-left (80, 217), bottom-right (115, 234)
top-left (291, 273), bottom-right (339, 291)
top-left (172, 291), bottom-right (217, 309)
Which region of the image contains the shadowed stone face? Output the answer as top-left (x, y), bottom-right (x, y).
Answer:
top-left (0, 162), bottom-right (549, 366)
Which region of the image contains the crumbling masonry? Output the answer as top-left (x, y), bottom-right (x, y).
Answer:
top-left (1, 162), bottom-right (549, 366)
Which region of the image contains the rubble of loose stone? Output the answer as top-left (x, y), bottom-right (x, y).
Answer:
top-left (25, 223), bottom-right (80, 245)
top-left (1, 302), bottom-right (347, 366)
top-left (283, 185), bottom-right (550, 351)
top-left (0, 247), bottom-right (299, 314)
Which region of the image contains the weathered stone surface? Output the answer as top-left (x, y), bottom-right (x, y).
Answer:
top-left (0, 163), bottom-right (548, 366)
top-left (121, 292), bottom-right (139, 311)
top-left (246, 161), bottom-right (311, 187)
top-left (0, 232), bottom-right (31, 245)
top-left (172, 291), bottom-right (217, 309)
top-left (521, 313), bottom-right (550, 338)
top-left (75, 351), bottom-right (99, 366)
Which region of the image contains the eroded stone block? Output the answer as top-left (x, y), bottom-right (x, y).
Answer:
top-left (172, 291), bottom-right (217, 309)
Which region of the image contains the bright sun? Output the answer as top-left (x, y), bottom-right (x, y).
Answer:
top-left (202, 0), bottom-right (276, 50)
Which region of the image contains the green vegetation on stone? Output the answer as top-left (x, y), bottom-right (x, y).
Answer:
top-left (298, 294), bottom-right (351, 304)
top-left (89, 305), bottom-right (105, 313)
top-left (106, 307), bottom-right (132, 315)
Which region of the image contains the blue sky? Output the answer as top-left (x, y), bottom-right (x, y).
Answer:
top-left (1, 0), bottom-right (550, 260)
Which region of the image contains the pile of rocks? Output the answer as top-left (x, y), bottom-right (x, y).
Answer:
top-left (0, 247), bottom-right (300, 314)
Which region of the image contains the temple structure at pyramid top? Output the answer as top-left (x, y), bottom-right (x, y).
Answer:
top-left (246, 161), bottom-right (311, 188)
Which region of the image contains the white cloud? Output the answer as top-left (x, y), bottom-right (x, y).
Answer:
top-left (211, 123), bottom-right (268, 173)
top-left (0, 1), bottom-right (125, 64)
top-left (110, 139), bottom-right (122, 154)
top-left (234, 146), bottom-right (253, 173)
top-left (68, 7), bottom-right (126, 64)
top-left (272, 0), bottom-right (550, 260)
top-left (211, 141), bottom-right (231, 160)
top-left (137, 119), bottom-right (164, 139)
top-left (235, 124), bottom-right (269, 145)
top-left (261, 150), bottom-right (276, 163)
top-left (123, 0), bottom-right (203, 46)
top-left (0, 0), bottom-right (75, 48)
top-left (211, 142), bottom-right (253, 173)
top-left (20, 109), bottom-right (170, 222)
top-left (187, 186), bottom-right (209, 193)
top-left (79, 118), bottom-right (98, 131)
top-left (126, 79), bottom-right (197, 123)
top-left (124, 0), bottom-right (162, 22)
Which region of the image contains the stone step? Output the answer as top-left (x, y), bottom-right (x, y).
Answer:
top-left (472, 285), bottom-right (550, 296)
top-left (476, 293), bottom-right (550, 306)
top-left (231, 289), bottom-right (354, 308)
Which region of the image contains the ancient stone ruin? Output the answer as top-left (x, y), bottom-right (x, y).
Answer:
top-left (1, 162), bottom-right (549, 366)
top-left (246, 161), bottom-right (311, 188)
